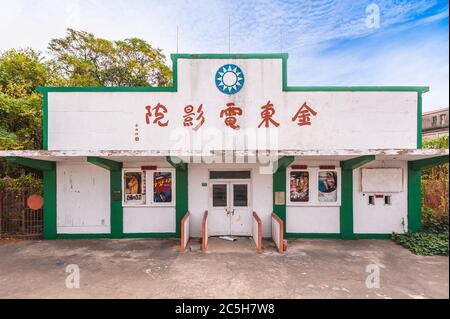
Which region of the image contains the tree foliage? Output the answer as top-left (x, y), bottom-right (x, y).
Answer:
top-left (48, 29), bottom-right (172, 87)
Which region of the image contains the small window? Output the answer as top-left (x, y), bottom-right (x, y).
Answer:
top-left (209, 171), bottom-right (251, 179)
top-left (233, 184), bottom-right (248, 207)
top-left (384, 195), bottom-right (392, 206)
top-left (212, 184), bottom-right (227, 207)
top-left (368, 195), bottom-right (375, 205)
top-left (440, 114), bottom-right (447, 126)
top-left (432, 116), bottom-right (438, 127)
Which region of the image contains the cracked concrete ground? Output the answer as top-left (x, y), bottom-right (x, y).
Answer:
top-left (0, 237), bottom-right (448, 299)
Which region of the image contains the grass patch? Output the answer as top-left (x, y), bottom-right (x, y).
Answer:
top-left (393, 209), bottom-right (449, 256)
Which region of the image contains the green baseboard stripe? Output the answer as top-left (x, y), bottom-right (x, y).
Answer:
top-left (56, 234), bottom-right (111, 239)
top-left (286, 233), bottom-right (341, 239)
top-left (354, 234), bottom-right (392, 239)
top-left (122, 233), bottom-right (177, 238)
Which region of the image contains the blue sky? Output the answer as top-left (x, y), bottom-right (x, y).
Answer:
top-left (0, 0), bottom-right (448, 111)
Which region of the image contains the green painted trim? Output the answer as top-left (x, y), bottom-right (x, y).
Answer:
top-left (175, 167), bottom-right (188, 236)
top-left (165, 156), bottom-right (188, 236)
top-left (56, 234), bottom-right (110, 239)
top-left (417, 92), bottom-right (423, 148)
top-left (286, 233), bottom-right (341, 239)
top-left (341, 155), bottom-right (376, 170)
top-left (408, 162), bottom-right (422, 233)
top-left (86, 157), bottom-right (123, 239)
top-left (43, 169), bottom-right (57, 239)
top-left (110, 170), bottom-right (123, 238)
top-left (166, 156), bottom-right (187, 171)
top-left (273, 170), bottom-right (286, 235)
top-left (409, 155), bottom-right (449, 171)
top-left (353, 234), bottom-right (392, 239)
top-left (43, 92), bottom-right (48, 150)
top-left (274, 156), bottom-right (295, 172)
top-left (122, 233), bottom-right (177, 238)
top-left (6, 156), bottom-right (55, 171)
top-left (87, 156), bottom-right (122, 171)
top-left (272, 156), bottom-right (295, 235)
top-left (284, 86), bottom-right (429, 92)
top-left (36, 86), bottom-right (177, 93)
top-left (340, 156), bottom-right (376, 239)
top-left (171, 53), bottom-right (289, 60)
top-left (340, 169), bottom-right (354, 240)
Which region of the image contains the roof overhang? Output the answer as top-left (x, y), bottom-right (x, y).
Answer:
top-left (0, 149), bottom-right (448, 163)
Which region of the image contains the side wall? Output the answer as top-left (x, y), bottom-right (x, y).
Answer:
top-left (353, 161), bottom-right (408, 234)
top-left (57, 162), bottom-right (110, 234)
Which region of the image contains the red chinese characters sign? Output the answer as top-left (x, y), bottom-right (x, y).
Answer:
top-left (291, 102), bottom-right (318, 126)
top-left (143, 101), bottom-right (318, 131)
top-left (219, 102), bottom-right (243, 130)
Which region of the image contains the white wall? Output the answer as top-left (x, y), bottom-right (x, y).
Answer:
top-left (122, 161), bottom-right (176, 233)
top-left (47, 58), bottom-right (418, 151)
top-left (285, 160), bottom-right (341, 234)
top-left (353, 160), bottom-right (408, 234)
top-left (56, 162), bottom-right (110, 234)
top-left (188, 163), bottom-right (273, 237)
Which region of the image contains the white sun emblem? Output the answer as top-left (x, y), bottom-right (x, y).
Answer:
top-left (215, 64), bottom-right (244, 94)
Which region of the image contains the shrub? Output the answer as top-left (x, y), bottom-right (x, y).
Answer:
top-left (393, 208), bottom-right (449, 256)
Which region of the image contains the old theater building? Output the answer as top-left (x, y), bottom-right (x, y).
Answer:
top-left (1, 54), bottom-right (448, 251)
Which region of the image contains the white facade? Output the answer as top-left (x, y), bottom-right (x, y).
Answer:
top-left (2, 54), bottom-right (441, 241)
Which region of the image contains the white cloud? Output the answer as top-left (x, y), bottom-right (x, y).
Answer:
top-left (0, 0), bottom-right (448, 110)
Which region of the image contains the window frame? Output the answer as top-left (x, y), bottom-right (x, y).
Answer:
top-left (286, 167), bottom-right (341, 207)
top-left (122, 168), bottom-right (176, 207)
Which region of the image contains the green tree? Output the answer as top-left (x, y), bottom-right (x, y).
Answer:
top-left (48, 29), bottom-right (172, 87)
top-left (0, 49), bottom-right (51, 98)
top-left (0, 49), bottom-right (48, 151)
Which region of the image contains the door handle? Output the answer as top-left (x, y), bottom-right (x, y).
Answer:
top-left (231, 209), bottom-right (235, 216)
top-left (225, 209), bottom-right (229, 215)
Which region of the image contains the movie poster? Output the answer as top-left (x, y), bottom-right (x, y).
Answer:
top-left (124, 171), bottom-right (144, 203)
top-left (290, 171), bottom-right (309, 202)
top-left (153, 172), bottom-right (172, 203)
top-left (318, 171), bottom-right (337, 202)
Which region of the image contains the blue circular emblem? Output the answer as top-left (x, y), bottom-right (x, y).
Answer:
top-left (215, 64), bottom-right (244, 94)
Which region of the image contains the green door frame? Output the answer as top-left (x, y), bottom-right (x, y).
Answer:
top-left (340, 156), bottom-right (376, 239)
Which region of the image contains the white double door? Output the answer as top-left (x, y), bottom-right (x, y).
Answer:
top-left (209, 181), bottom-right (252, 236)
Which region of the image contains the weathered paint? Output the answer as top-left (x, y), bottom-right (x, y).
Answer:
top-left (354, 161), bottom-right (408, 234)
top-left (56, 162), bottom-right (110, 234)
